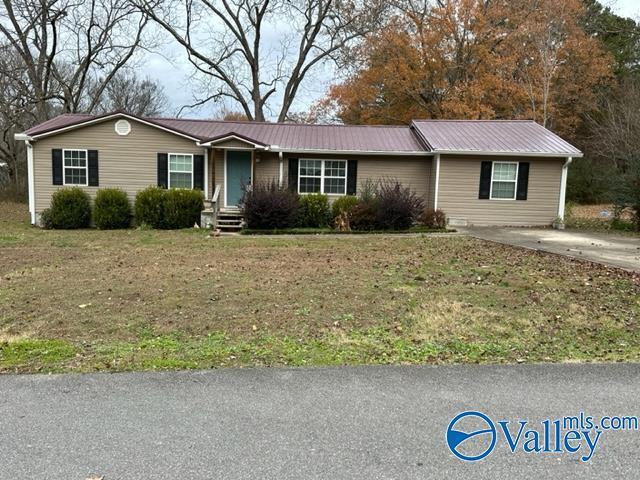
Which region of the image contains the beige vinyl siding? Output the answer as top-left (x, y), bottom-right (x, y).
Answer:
top-left (212, 149), bottom-right (224, 202)
top-left (214, 138), bottom-right (256, 149)
top-left (438, 155), bottom-right (563, 226)
top-left (255, 152), bottom-right (280, 184)
top-left (426, 157), bottom-right (438, 210)
top-left (357, 156), bottom-right (431, 199)
top-left (283, 154), bottom-right (432, 200)
top-left (33, 119), bottom-right (203, 213)
top-left (215, 152), bottom-right (432, 205)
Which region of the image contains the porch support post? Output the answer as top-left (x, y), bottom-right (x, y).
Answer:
top-left (278, 151), bottom-right (284, 187)
top-left (433, 153), bottom-right (441, 210)
top-left (557, 156), bottom-right (572, 221)
top-left (203, 148), bottom-right (209, 199)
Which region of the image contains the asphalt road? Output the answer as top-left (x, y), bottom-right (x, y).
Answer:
top-left (1, 364), bottom-right (639, 479)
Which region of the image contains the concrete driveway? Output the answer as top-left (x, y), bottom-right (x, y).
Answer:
top-left (1, 364), bottom-right (639, 479)
top-left (466, 227), bottom-right (640, 272)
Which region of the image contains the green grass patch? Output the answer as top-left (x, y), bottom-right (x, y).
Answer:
top-left (0, 339), bottom-right (77, 370)
top-left (3, 324), bottom-right (639, 374)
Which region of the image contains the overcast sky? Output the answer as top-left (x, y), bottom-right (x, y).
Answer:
top-left (142, 0), bottom-right (640, 120)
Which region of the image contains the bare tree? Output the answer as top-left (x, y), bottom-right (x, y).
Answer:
top-left (94, 72), bottom-right (168, 116)
top-left (588, 77), bottom-right (640, 170)
top-left (0, 42), bottom-right (32, 192)
top-left (0, 0), bottom-right (155, 121)
top-left (0, 0), bottom-right (154, 194)
top-left (136, 0), bottom-right (386, 122)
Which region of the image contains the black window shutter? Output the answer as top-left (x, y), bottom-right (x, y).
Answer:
top-left (516, 162), bottom-right (530, 200)
top-left (52, 149), bottom-right (63, 185)
top-left (88, 150), bottom-right (99, 186)
top-left (193, 154), bottom-right (204, 190)
top-left (288, 158), bottom-right (299, 192)
top-left (478, 161), bottom-right (492, 199)
top-left (347, 160), bottom-right (357, 195)
top-left (157, 153), bottom-right (168, 188)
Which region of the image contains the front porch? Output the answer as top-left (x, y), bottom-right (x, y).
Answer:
top-left (201, 186), bottom-right (245, 232)
top-left (199, 134), bottom-right (285, 232)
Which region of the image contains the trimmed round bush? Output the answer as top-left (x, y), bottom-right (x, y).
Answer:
top-left (243, 180), bottom-right (300, 229)
top-left (135, 186), bottom-right (167, 228)
top-left (46, 187), bottom-right (91, 229)
top-left (332, 195), bottom-right (359, 220)
top-left (299, 193), bottom-right (331, 228)
top-left (164, 188), bottom-right (205, 229)
top-left (94, 188), bottom-right (131, 229)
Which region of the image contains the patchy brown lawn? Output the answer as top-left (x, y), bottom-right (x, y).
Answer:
top-left (1, 201), bottom-right (639, 373)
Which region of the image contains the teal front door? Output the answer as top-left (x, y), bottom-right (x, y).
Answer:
top-left (226, 150), bottom-right (252, 207)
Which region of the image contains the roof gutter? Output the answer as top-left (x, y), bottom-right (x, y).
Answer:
top-left (14, 133), bottom-right (32, 141)
top-left (269, 147), bottom-right (432, 156)
top-left (432, 150), bottom-right (583, 158)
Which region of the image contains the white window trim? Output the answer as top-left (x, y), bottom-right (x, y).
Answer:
top-left (489, 161), bottom-right (519, 201)
top-left (168, 152), bottom-right (194, 189)
top-left (298, 158), bottom-right (348, 196)
top-left (62, 148), bottom-right (88, 186)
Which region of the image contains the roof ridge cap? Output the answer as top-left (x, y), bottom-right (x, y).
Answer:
top-left (148, 116), bottom-right (411, 129)
top-left (412, 119), bottom-right (536, 123)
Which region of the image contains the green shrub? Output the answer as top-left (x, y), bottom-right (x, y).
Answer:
top-left (242, 180), bottom-right (300, 229)
top-left (299, 193), bottom-right (331, 228)
top-left (375, 180), bottom-right (423, 230)
top-left (418, 208), bottom-right (447, 229)
top-left (135, 186), bottom-right (167, 228)
top-left (164, 188), bottom-right (205, 229)
top-left (45, 187), bottom-right (91, 229)
top-left (332, 195), bottom-right (359, 220)
top-left (39, 208), bottom-right (53, 229)
top-left (93, 188), bottom-right (131, 229)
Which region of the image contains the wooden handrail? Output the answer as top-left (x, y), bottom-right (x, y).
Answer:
top-left (212, 184), bottom-right (221, 204)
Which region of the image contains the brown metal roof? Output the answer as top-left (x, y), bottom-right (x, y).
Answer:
top-left (411, 120), bottom-right (582, 156)
top-left (23, 112), bottom-right (581, 156)
top-left (25, 112), bottom-right (425, 153)
top-left (25, 113), bottom-right (94, 135)
top-left (153, 117), bottom-right (425, 152)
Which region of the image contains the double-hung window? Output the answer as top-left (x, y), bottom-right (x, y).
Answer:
top-left (63, 149), bottom-right (88, 186)
top-left (490, 162), bottom-right (518, 200)
top-left (168, 153), bottom-right (194, 189)
top-left (299, 159), bottom-right (347, 195)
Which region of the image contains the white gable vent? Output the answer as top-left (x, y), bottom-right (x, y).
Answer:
top-left (115, 119), bottom-right (131, 136)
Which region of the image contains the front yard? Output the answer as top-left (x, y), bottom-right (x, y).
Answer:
top-left (1, 201), bottom-right (639, 373)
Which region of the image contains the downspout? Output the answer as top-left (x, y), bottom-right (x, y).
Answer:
top-left (203, 147), bottom-right (209, 199)
top-left (26, 140), bottom-right (35, 225)
top-left (278, 151), bottom-right (284, 188)
top-left (557, 157), bottom-right (573, 223)
top-left (433, 153), bottom-right (441, 210)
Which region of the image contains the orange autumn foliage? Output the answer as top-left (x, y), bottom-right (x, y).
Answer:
top-left (325, 0), bottom-right (613, 137)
